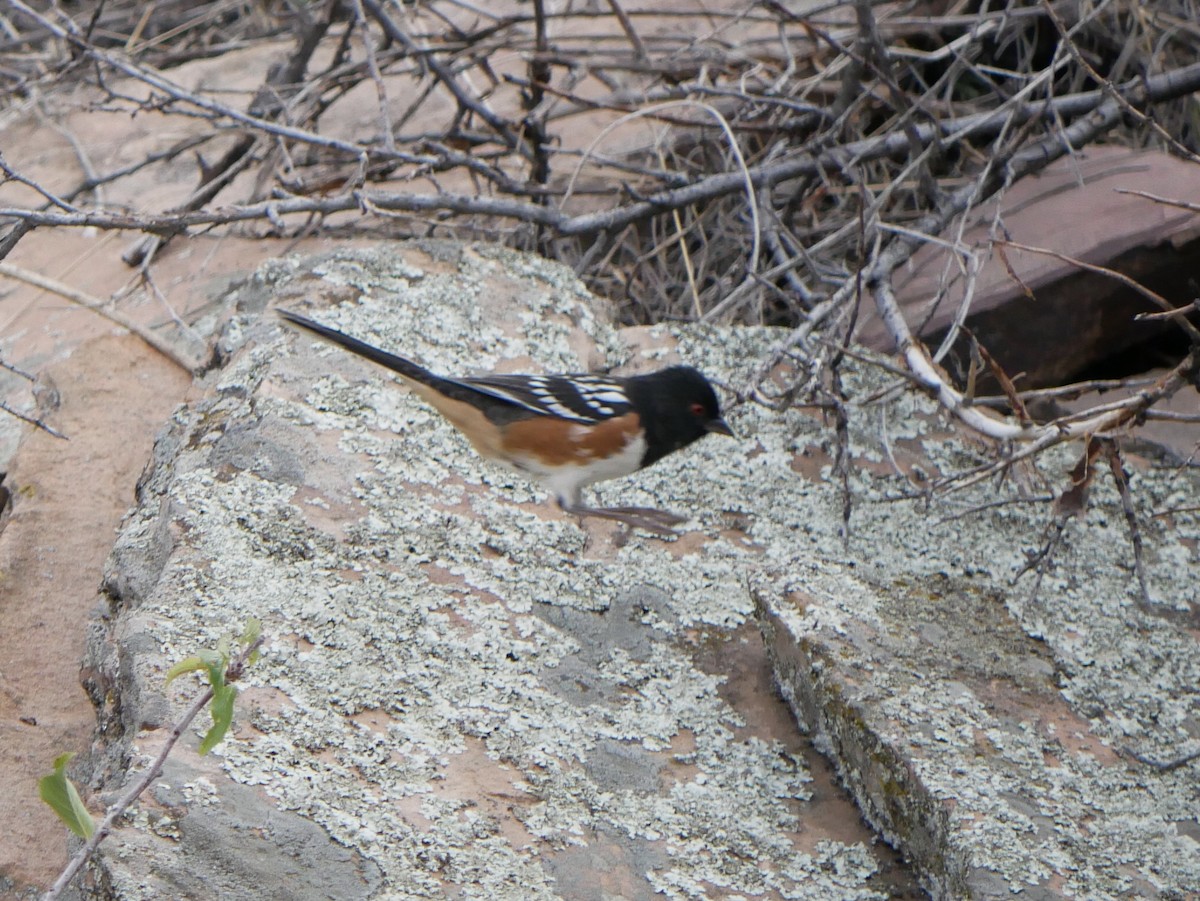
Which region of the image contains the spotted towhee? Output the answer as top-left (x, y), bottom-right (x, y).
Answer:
top-left (279, 310), bottom-right (733, 532)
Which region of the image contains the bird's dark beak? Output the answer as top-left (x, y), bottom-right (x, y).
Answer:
top-left (706, 418), bottom-right (734, 437)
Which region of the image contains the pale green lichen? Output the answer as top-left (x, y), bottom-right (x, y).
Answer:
top-left (104, 244), bottom-right (1200, 900)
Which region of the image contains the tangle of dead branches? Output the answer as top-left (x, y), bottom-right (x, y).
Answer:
top-left (1, 0), bottom-right (1199, 522)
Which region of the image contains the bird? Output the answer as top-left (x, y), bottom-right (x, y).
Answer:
top-left (278, 309), bottom-right (733, 533)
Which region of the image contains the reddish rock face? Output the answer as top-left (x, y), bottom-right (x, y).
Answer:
top-left (856, 147), bottom-right (1200, 389)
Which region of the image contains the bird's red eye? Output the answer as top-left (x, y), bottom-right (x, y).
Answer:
top-left (690, 402), bottom-right (705, 418)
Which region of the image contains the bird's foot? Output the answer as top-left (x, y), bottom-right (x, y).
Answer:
top-left (601, 506), bottom-right (688, 526)
top-left (562, 503), bottom-right (687, 535)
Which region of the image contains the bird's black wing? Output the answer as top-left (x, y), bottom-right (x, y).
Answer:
top-left (461, 373), bottom-right (635, 424)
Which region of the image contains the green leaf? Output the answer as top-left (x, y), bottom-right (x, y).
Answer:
top-left (165, 655), bottom-right (207, 685)
top-left (38, 753), bottom-right (95, 839)
top-left (166, 649), bottom-right (226, 686)
top-left (239, 618), bottom-right (262, 648)
top-left (199, 684), bottom-right (238, 755)
top-left (205, 661), bottom-right (227, 693)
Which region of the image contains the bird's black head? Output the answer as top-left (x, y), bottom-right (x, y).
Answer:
top-left (627, 366), bottom-right (733, 467)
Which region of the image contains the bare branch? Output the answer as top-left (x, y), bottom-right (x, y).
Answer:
top-left (0, 263), bottom-right (202, 373)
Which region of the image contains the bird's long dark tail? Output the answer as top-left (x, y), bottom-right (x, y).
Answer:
top-left (278, 309), bottom-right (443, 389)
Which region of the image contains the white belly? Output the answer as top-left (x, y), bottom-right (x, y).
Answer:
top-left (511, 431), bottom-right (647, 506)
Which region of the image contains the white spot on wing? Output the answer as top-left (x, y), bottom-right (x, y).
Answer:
top-left (583, 389), bottom-right (628, 405)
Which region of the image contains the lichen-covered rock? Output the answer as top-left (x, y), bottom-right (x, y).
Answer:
top-left (84, 244), bottom-right (914, 900)
top-left (85, 242), bottom-right (1200, 899)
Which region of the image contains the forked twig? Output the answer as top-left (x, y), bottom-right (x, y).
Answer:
top-left (43, 634), bottom-right (266, 901)
top-left (0, 263), bottom-right (202, 374)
